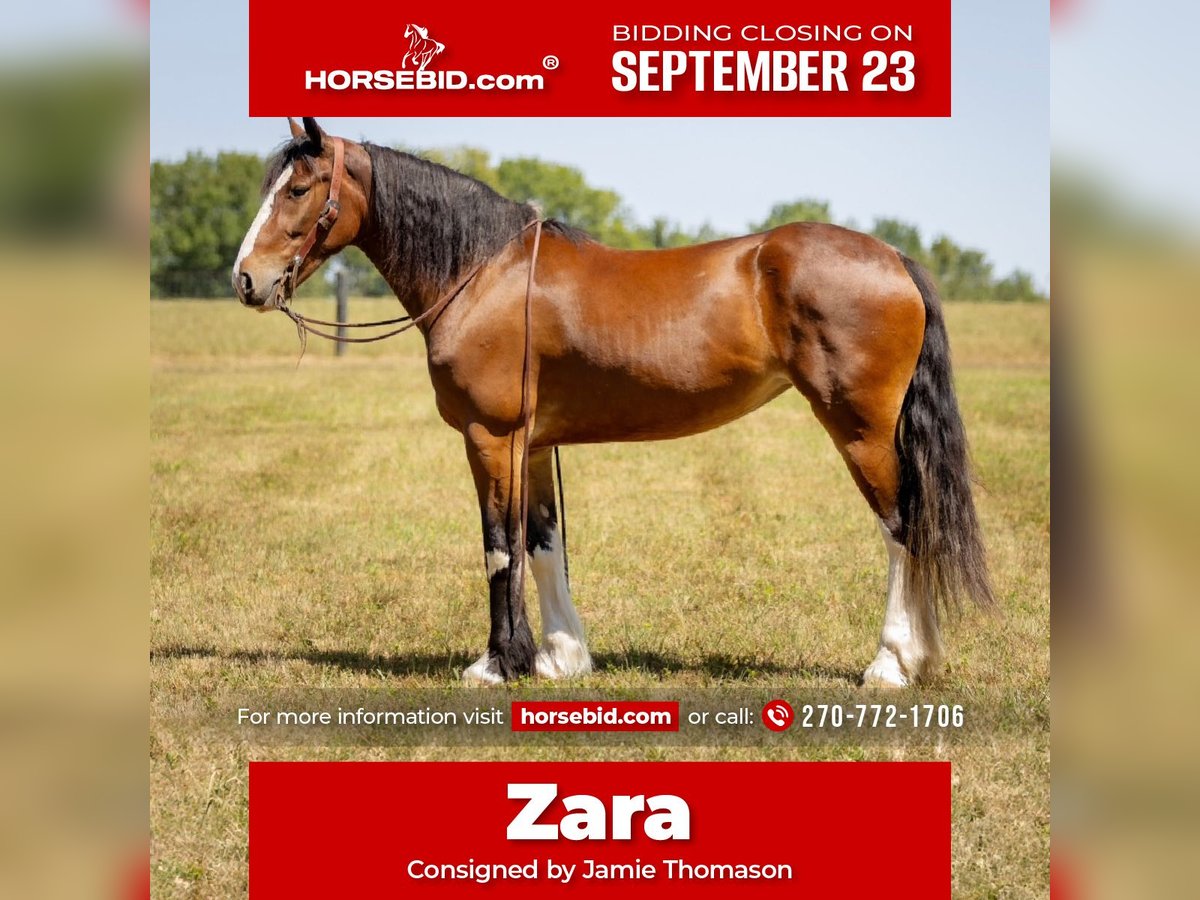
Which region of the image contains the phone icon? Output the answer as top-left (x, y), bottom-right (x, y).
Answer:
top-left (762, 699), bottom-right (794, 732)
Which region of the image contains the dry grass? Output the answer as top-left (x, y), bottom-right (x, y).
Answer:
top-left (151, 298), bottom-right (1049, 898)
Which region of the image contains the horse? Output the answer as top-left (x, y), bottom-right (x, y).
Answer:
top-left (402, 24), bottom-right (445, 72)
top-left (232, 117), bottom-right (994, 687)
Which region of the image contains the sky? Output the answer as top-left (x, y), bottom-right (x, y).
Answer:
top-left (149, 1), bottom-right (1049, 289)
top-left (1052, 0), bottom-right (1200, 228)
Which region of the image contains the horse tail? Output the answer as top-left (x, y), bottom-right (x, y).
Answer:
top-left (895, 255), bottom-right (995, 654)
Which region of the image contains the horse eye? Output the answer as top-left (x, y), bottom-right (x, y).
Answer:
top-left (289, 185), bottom-right (310, 199)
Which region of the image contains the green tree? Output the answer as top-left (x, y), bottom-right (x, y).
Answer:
top-left (991, 269), bottom-right (1044, 302)
top-left (420, 146), bottom-right (500, 190)
top-left (871, 217), bottom-right (927, 265)
top-left (929, 235), bottom-right (994, 301)
top-left (151, 151), bottom-right (265, 297)
top-left (336, 246), bottom-right (391, 296)
top-left (751, 199), bottom-right (832, 232)
top-left (639, 217), bottom-right (699, 248)
top-left (495, 157), bottom-right (638, 244)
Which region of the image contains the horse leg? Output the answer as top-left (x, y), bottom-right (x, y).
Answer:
top-left (770, 242), bottom-right (994, 687)
top-left (525, 449), bottom-right (592, 678)
top-left (461, 424), bottom-right (537, 685)
top-left (782, 283), bottom-right (940, 686)
top-left (866, 501), bottom-right (941, 688)
top-left (814, 410), bottom-right (942, 687)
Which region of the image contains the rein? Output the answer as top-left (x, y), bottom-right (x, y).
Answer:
top-left (277, 234), bottom-right (533, 353)
top-left (270, 139), bottom-right (566, 597)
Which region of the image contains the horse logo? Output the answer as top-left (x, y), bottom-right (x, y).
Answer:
top-left (403, 23), bottom-right (446, 72)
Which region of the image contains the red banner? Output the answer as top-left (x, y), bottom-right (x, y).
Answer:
top-left (249, 761), bottom-right (950, 897)
top-left (248, 0), bottom-right (950, 117)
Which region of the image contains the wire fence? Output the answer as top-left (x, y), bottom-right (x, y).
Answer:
top-left (151, 268), bottom-right (349, 300)
top-left (151, 256), bottom-right (391, 299)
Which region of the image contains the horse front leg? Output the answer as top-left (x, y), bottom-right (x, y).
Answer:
top-left (461, 424), bottom-right (537, 685)
top-left (526, 449), bottom-right (592, 679)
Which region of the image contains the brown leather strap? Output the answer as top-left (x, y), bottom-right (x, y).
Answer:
top-left (555, 445), bottom-right (569, 586)
top-left (517, 220), bottom-right (543, 582)
top-left (296, 136), bottom-right (344, 263)
top-left (282, 136), bottom-right (345, 298)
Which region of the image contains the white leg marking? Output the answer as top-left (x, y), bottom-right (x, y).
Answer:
top-left (462, 551), bottom-right (513, 684)
top-left (530, 529), bottom-right (592, 679)
top-left (862, 519), bottom-right (929, 688)
top-left (462, 650), bottom-right (503, 686)
top-left (485, 550), bottom-right (510, 579)
top-left (233, 164), bottom-right (292, 277)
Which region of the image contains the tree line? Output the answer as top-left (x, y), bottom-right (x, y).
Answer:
top-left (151, 148), bottom-right (1045, 302)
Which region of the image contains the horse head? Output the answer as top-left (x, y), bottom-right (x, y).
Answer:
top-left (232, 118), bottom-right (372, 309)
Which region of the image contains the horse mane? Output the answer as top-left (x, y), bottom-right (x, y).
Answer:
top-left (359, 142), bottom-right (592, 295)
top-left (261, 137), bottom-right (591, 293)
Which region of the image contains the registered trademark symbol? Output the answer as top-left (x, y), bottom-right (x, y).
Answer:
top-left (542, 55), bottom-right (559, 70)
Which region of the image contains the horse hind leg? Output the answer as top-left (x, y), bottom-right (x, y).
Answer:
top-left (785, 337), bottom-right (940, 686)
top-left (525, 450), bottom-right (592, 678)
top-left (824, 419), bottom-right (943, 687)
top-left (865, 516), bottom-right (942, 687)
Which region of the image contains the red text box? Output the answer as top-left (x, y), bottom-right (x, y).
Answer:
top-left (249, 761), bottom-right (949, 897)
top-left (249, 0), bottom-right (950, 117)
top-left (511, 701), bottom-right (680, 732)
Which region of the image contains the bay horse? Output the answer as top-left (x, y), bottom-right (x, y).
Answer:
top-left (232, 118), bottom-right (994, 687)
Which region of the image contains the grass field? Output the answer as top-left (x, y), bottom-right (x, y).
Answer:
top-left (151, 297), bottom-right (1049, 897)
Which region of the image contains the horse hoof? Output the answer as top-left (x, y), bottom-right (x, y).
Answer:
top-left (462, 652), bottom-right (504, 686)
top-left (534, 633), bottom-right (593, 679)
top-left (862, 648), bottom-right (910, 688)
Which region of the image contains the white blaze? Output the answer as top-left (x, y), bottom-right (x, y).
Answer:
top-left (233, 164), bottom-right (293, 276)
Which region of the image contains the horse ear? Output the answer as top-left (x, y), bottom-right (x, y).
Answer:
top-left (287, 117), bottom-right (305, 139)
top-left (302, 117), bottom-right (325, 152)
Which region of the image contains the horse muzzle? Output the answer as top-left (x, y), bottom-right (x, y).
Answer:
top-left (233, 267), bottom-right (291, 311)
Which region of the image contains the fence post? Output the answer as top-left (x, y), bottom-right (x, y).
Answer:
top-left (335, 270), bottom-right (348, 357)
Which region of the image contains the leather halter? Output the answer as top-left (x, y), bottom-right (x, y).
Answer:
top-left (279, 136), bottom-right (345, 301)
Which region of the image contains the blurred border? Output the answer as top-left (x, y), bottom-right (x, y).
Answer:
top-left (1053, 0), bottom-right (1200, 896)
top-left (0, 2), bottom-right (148, 897)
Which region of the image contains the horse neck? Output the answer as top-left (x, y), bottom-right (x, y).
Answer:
top-left (352, 150), bottom-right (531, 319)
top-left (353, 223), bottom-right (440, 320)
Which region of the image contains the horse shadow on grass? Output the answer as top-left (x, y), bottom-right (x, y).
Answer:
top-left (151, 644), bottom-right (469, 679)
top-left (590, 650), bottom-right (860, 684)
top-left (151, 644), bottom-right (861, 685)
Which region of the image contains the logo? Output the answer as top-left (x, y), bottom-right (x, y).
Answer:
top-left (402, 23), bottom-right (445, 71)
top-left (303, 21), bottom-right (547, 93)
top-left (761, 699), bottom-right (794, 732)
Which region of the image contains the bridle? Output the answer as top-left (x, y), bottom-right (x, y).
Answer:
top-left (276, 136), bottom-right (345, 307)
top-left (273, 136), bottom-right (543, 349)
top-left (266, 135), bottom-right (562, 608)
